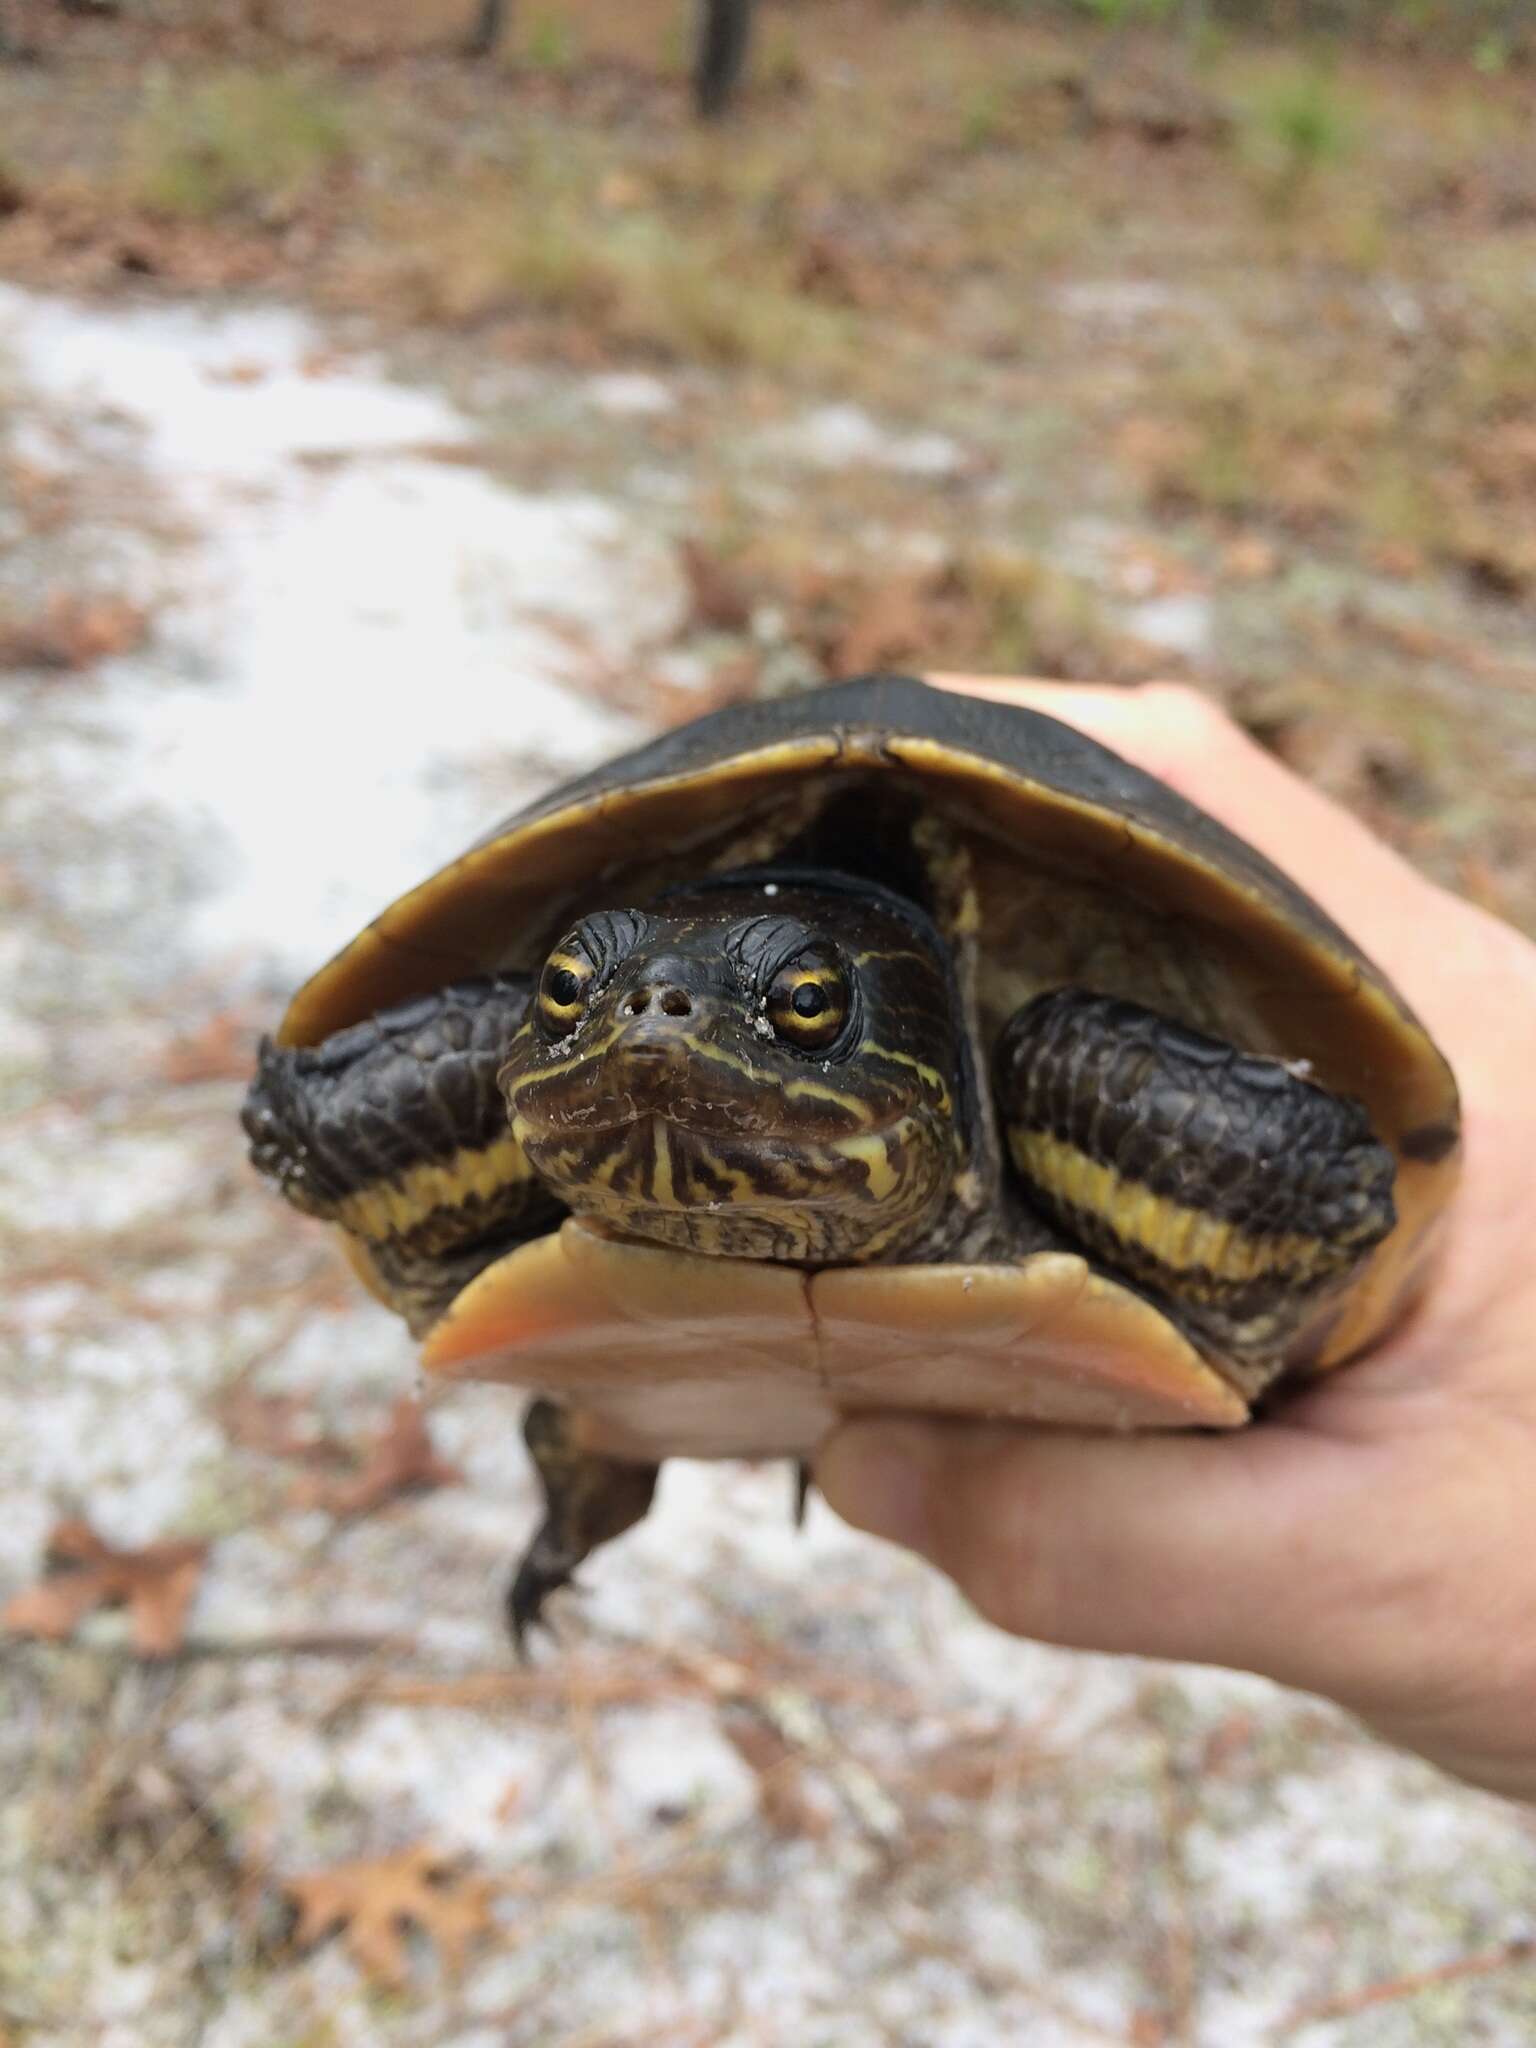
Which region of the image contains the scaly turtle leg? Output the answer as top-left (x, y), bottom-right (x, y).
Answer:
top-left (995, 989), bottom-right (1397, 1383)
top-left (509, 1399), bottom-right (659, 1653)
top-left (242, 975), bottom-right (559, 1338)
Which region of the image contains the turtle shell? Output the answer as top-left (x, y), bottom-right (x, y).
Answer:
top-left (279, 674), bottom-right (1459, 1449)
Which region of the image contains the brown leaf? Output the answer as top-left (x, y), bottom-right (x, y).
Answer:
top-left (1367, 539), bottom-right (1427, 579)
top-left (202, 359), bottom-right (268, 386)
top-left (831, 574), bottom-right (932, 675)
top-left (794, 230), bottom-right (885, 311)
top-left (0, 591), bottom-right (150, 672)
top-left (160, 1009), bottom-right (261, 1084)
top-left (1462, 540), bottom-right (1534, 600)
top-left (597, 169), bottom-right (650, 212)
top-left (678, 538), bottom-right (754, 633)
top-left (285, 1844), bottom-right (496, 1988)
top-left (1198, 1711), bottom-right (1257, 1776)
top-left (219, 1386), bottom-right (346, 1464)
top-left (1220, 534), bottom-right (1281, 583)
top-left (3, 1517), bottom-right (207, 1657)
top-left (292, 1396), bottom-right (461, 1517)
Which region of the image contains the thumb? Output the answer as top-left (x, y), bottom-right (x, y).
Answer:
top-left (816, 1415), bottom-right (1364, 1691)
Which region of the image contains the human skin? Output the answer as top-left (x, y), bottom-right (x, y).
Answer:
top-left (815, 677), bottom-right (1536, 1805)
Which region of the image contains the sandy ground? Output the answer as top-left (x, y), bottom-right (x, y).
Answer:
top-left (2, 285), bottom-right (1535, 2047)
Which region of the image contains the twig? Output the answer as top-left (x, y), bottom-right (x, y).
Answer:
top-left (895, 1924), bottom-right (1148, 2048)
top-left (755, 1682), bottom-right (903, 1844)
top-left (1274, 1938), bottom-right (1536, 2034)
top-left (365, 1661), bottom-right (690, 1710)
top-left (1154, 1737), bottom-right (1199, 2046)
top-left (4, 1629), bottom-right (413, 1668)
top-left (669, 1647), bottom-right (904, 1844)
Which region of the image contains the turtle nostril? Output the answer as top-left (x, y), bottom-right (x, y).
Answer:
top-left (659, 989), bottom-right (692, 1018)
top-left (623, 990), bottom-right (650, 1016)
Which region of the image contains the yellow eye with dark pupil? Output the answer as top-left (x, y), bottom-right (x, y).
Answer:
top-left (768, 957), bottom-right (848, 1051)
top-left (537, 950), bottom-right (591, 1036)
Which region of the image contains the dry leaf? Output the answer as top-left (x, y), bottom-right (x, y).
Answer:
top-left (1220, 534), bottom-right (1280, 583)
top-left (0, 591), bottom-right (150, 672)
top-left (597, 169), bottom-right (650, 211)
top-left (161, 1009), bottom-right (260, 1084)
top-left (202, 359), bottom-right (268, 386)
top-left (3, 1518), bottom-right (207, 1657)
top-left (1199, 1711), bottom-right (1257, 1777)
top-left (285, 1844), bottom-right (496, 1988)
top-left (832, 575), bottom-right (931, 675)
top-left (493, 1779), bottom-right (523, 1825)
top-left (1367, 538), bottom-right (1426, 579)
top-left (678, 538), bottom-right (753, 633)
top-left (794, 230), bottom-right (885, 311)
top-left (219, 1386), bottom-right (345, 1463)
top-left (292, 1396), bottom-right (461, 1516)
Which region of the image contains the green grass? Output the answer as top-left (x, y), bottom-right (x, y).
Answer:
top-left (381, 162), bottom-right (851, 375)
top-left (980, 0), bottom-right (1536, 61)
top-left (525, 7), bottom-right (581, 74)
top-left (1237, 63), bottom-right (1356, 211)
top-left (124, 68), bottom-right (350, 223)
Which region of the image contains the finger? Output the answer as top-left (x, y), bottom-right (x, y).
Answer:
top-left (816, 1413), bottom-right (1375, 1693)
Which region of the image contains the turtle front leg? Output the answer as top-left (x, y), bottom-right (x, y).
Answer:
top-left (994, 990), bottom-right (1398, 1384)
top-left (242, 975), bottom-right (560, 1337)
top-left (509, 1400), bottom-right (659, 1652)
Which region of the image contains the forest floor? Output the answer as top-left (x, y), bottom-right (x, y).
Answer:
top-left (2, 4), bottom-right (1535, 2043)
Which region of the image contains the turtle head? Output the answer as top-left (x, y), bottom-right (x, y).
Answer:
top-left (500, 875), bottom-right (967, 1262)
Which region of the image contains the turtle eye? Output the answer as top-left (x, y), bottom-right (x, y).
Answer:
top-left (536, 946), bottom-right (594, 1037)
top-left (767, 951), bottom-right (850, 1053)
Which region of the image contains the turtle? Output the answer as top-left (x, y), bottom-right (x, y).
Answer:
top-left (242, 673), bottom-right (1460, 1645)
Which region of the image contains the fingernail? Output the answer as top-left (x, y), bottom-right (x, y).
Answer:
top-left (816, 1420), bottom-right (939, 1552)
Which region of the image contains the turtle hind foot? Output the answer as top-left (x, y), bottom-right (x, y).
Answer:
top-left (506, 1399), bottom-right (659, 1658)
top-left (506, 1523), bottom-right (579, 1657)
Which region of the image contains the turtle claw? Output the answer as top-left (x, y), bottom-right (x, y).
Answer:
top-left (793, 1460), bottom-right (813, 1529)
top-left (506, 1527), bottom-right (578, 1660)
top-left (505, 1399), bottom-right (659, 1657)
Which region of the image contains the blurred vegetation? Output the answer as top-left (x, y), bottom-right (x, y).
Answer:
top-left (1237, 62), bottom-right (1353, 209)
top-left (123, 66), bottom-right (350, 221)
top-left (0, 0), bottom-right (1532, 925)
top-left (969, 0), bottom-right (1536, 60)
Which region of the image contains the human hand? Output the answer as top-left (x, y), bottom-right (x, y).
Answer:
top-left (816, 677), bottom-right (1536, 1804)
